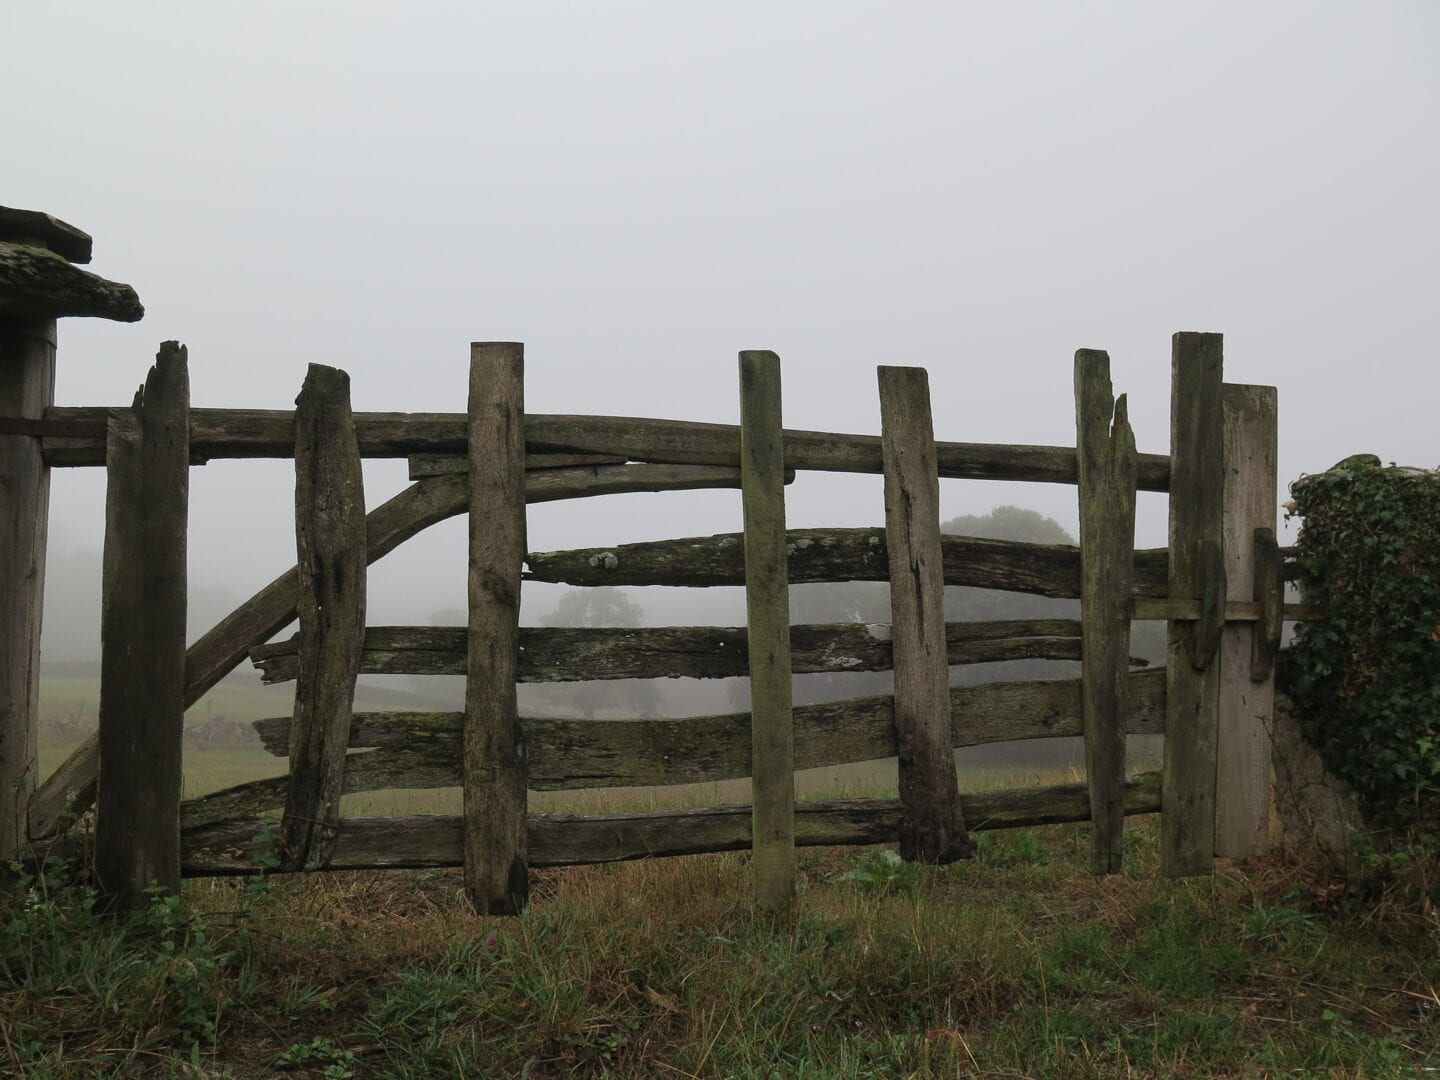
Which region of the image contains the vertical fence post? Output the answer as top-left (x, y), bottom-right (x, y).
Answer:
top-left (1215, 384), bottom-right (1278, 859)
top-left (0, 317), bottom-right (52, 861)
top-left (279, 364), bottom-right (367, 871)
top-left (739, 350), bottom-right (796, 914)
top-left (1161, 332), bottom-right (1226, 877)
top-left (95, 342), bottom-right (189, 912)
top-left (1074, 351), bottom-right (1138, 874)
top-left (464, 342), bottom-right (529, 915)
top-left (878, 366), bottom-right (973, 864)
top-left (0, 208), bottom-right (130, 862)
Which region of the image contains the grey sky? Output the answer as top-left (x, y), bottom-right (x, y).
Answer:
top-left (6, 2), bottom-right (1438, 644)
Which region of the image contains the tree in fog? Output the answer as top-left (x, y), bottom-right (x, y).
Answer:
top-left (542, 587), bottom-right (645, 631)
top-left (525, 587), bottom-right (663, 719)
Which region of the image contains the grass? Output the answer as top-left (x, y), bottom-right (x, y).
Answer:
top-left (5, 817), bottom-right (1438, 1078)
top-left (37, 673), bottom-right (296, 730)
top-left (15, 678), bottom-right (1437, 1076)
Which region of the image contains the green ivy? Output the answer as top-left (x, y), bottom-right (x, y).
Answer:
top-left (1284, 456), bottom-right (1440, 828)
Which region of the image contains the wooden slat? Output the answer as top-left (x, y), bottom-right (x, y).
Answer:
top-left (27, 460), bottom-right (758, 839)
top-left (1161, 332), bottom-right (1226, 877)
top-left (464, 342), bottom-right (529, 915)
top-left (1130, 598), bottom-right (1322, 622)
top-left (526, 528), bottom-right (1170, 595)
top-left (0, 415), bottom-right (106, 437)
top-left (42, 405), bottom-right (1173, 490)
top-left (415, 457), bottom-right (765, 495)
top-left (95, 342), bottom-right (189, 912)
top-left (1192, 538), bottom-right (1228, 670)
top-left (250, 619), bottom-right (1088, 683)
top-left (879, 366), bottom-right (972, 863)
top-left (739, 350), bottom-right (795, 914)
top-left (279, 365), bottom-right (367, 871)
top-left (180, 773), bottom-right (1164, 875)
top-left (1215, 384), bottom-right (1278, 859)
top-left (410, 451), bottom-right (627, 477)
top-left (231, 671), bottom-right (1169, 825)
top-left (1251, 528), bottom-right (1284, 680)
top-left (243, 667), bottom-right (1167, 792)
top-left (198, 672), bottom-right (1175, 825)
top-left (194, 669), bottom-right (1170, 827)
top-left (0, 318), bottom-right (54, 859)
top-left (1074, 350), bottom-right (1138, 874)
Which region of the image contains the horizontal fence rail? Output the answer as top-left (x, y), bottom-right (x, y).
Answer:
top-left (524, 528), bottom-right (1171, 594)
top-left (522, 530), bottom-right (1307, 599)
top-left (40, 406), bottom-right (1172, 488)
top-left (249, 619), bottom-right (1096, 683)
top-left (177, 668), bottom-right (1167, 828)
top-left (180, 774), bottom-right (1164, 876)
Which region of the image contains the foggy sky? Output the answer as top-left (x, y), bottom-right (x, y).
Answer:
top-left (5, 2), bottom-right (1438, 650)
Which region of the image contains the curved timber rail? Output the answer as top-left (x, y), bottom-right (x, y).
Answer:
top-left (27, 460), bottom-right (778, 840)
top-left (39, 406), bottom-right (1173, 490)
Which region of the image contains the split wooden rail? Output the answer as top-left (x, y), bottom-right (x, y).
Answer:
top-left (21, 334), bottom-right (1298, 915)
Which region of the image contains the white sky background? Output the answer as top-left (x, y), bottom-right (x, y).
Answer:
top-left (5, 2), bottom-right (1438, 646)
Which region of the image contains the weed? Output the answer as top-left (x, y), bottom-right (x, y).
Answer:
top-left (275, 1035), bottom-right (357, 1076)
top-left (975, 828), bottom-right (1052, 869)
top-left (837, 847), bottom-right (926, 894)
top-left (1, 866), bottom-right (251, 1074)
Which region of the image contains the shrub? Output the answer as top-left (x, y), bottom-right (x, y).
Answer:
top-left (1284, 455), bottom-right (1440, 828)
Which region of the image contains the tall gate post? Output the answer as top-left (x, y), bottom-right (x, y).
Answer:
top-left (0, 313), bottom-right (52, 864)
top-left (878, 366), bottom-right (973, 864)
top-left (1161, 332), bottom-right (1226, 877)
top-left (0, 208), bottom-right (142, 862)
top-left (279, 365), bottom-right (367, 871)
top-left (1215, 385), bottom-right (1279, 858)
top-left (739, 350), bottom-right (796, 915)
top-left (95, 343), bottom-right (189, 912)
top-left (463, 342), bottom-right (529, 915)
top-left (1074, 351), bottom-right (1138, 874)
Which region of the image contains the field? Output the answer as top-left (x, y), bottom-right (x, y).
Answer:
top-left (37, 673), bottom-right (451, 809)
top-left (7, 679), bottom-right (1439, 1077)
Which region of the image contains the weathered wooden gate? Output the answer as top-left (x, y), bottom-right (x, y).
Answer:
top-left (18, 333), bottom-right (1303, 917)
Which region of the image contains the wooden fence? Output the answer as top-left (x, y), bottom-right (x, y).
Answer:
top-left (21, 333), bottom-right (1306, 916)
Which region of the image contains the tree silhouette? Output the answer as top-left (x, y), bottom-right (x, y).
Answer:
top-left (527, 587), bottom-right (663, 719)
top-left (540, 587), bottom-right (645, 631)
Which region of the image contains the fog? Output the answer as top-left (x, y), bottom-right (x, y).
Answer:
top-left (6, 2), bottom-right (1437, 661)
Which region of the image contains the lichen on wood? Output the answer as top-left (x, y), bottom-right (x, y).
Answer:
top-left (0, 242), bottom-right (143, 321)
top-left (249, 620), bottom-right (1088, 683)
